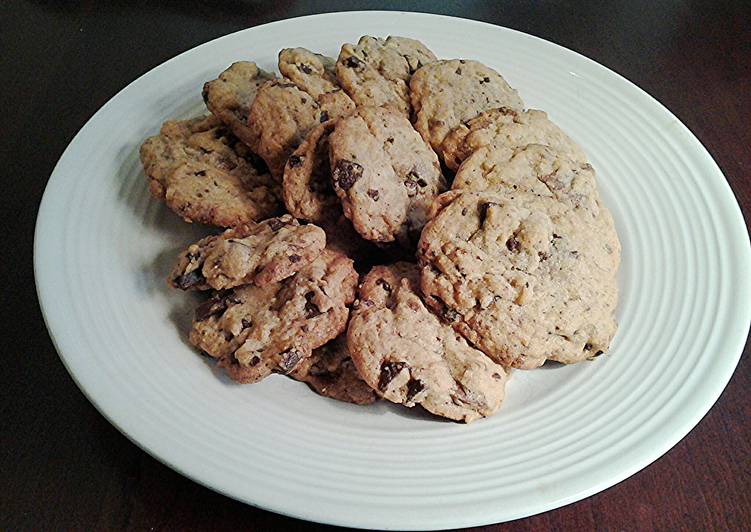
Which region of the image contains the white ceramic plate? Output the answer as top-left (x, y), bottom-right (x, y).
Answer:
top-left (34, 11), bottom-right (751, 530)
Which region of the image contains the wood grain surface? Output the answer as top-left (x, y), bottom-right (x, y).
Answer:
top-left (2, 1), bottom-right (749, 530)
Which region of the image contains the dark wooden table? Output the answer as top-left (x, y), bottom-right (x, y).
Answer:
top-left (3, 1), bottom-right (749, 530)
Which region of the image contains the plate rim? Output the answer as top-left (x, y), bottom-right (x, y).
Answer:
top-left (33, 10), bottom-right (751, 530)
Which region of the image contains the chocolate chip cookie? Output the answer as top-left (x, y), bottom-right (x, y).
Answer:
top-left (452, 143), bottom-right (599, 214)
top-left (248, 79), bottom-right (355, 180)
top-left (410, 60), bottom-right (524, 155)
top-left (336, 35), bottom-right (437, 116)
top-left (170, 215), bottom-right (326, 291)
top-left (202, 61), bottom-right (275, 147)
top-left (440, 107), bottom-right (587, 171)
top-left (139, 115), bottom-right (281, 227)
top-left (278, 48), bottom-right (339, 98)
top-left (290, 335), bottom-right (379, 405)
top-left (190, 248), bottom-right (358, 383)
top-left (418, 190), bottom-right (620, 369)
top-left (282, 120), bottom-right (341, 224)
top-left (347, 262), bottom-right (508, 423)
top-left (328, 106), bottom-right (446, 245)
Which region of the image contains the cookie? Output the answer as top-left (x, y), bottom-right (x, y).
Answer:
top-left (190, 248), bottom-right (358, 384)
top-left (282, 120), bottom-right (341, 224)
top-left (452, 143), bottom-right (599, 214)
top-left (347, 262), bottom-right (508, 423)
top-left (170, 215), bottom-right (326, 291)
top-left (418, 190), bottom-right (620, 369)
top-left (202, 61), bottom-right (275, 146)
top-left (336, 35), bottom-right (437, 116)
top-left (278, 48), bottom-right (340, 99)
top-left (290, 335), bottom-right (379, 405)
top-left (139, 115), bottom-right (281, 227)
top-left (410, 59), bottom-right (524, 155)
top-left (248, 79), bottom-right (355, 180)
top-left (328, 106), bottom-right (446, 245)
top-left (440, 107), bottom-right (587, 171)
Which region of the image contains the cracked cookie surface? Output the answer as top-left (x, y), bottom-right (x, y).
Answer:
top-left (248, 78), bottom-right (355, 180)
top-left (347, 262), bottom-right (507, 423)
top-left (170, 214), bottom-right (326, 290)
top-left (202, 61), bottom-right (275, 146)
top-left (139, 115), bottom-right (281, 227)
top-left (328, 106), bottom-right (446, 245)
top-left (190, 248), bottom-right (358, 383)
top-left (418, 190), bottom-right (620, 369)
top-left (336, 35), bottom-right (436, 116)
top-left (452, 143), bottom-right (599, 214)
top-left (441, 107), bottom-right (586, 171)
top-left (410, 59), bottom-right (524, 156)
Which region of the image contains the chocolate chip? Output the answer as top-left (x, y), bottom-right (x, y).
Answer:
top-left (304, 291), bottom-right (320, 318)
top-left (173, 270), bottom-right (204, 290)
top-left (194, 295), bottom-right (228, 321)
top-left (298, 63), bottom-right (313, 74)
top-left (404, 170), bottom-right (422, 195)
top-left (378, 361), bottom-right (405, 391)
top-left (506, 236), bottom-right (521, 253)
top-left (186, 251), bottom-right (199, 262)
top-left (319, 110), bottom-right (329, 123)
top-left (289, 254), bottom-right (301, 263)
top-left (375, 278), bottom-right (391, 292)
top-left (248, 355), bottom-right (261, 366)
top-left (343, 56), bottom-right (365, 68)
top-left (479, 76), bottom-right (491, 84)
top-left (455, 67), bottom-right (462, 75)
top-left (386, 137), bottom-right (394, 143)
top-left (406, 378), bottom-right (425, 401)
top-left (552, 233), bottom-right (561, 239)
top-left (267, 218), bottom-right (287, 231)
top-left (594, 350), bottom-right (604, 357)
top-left (194, 170), bottom-right (206, 177)
top-left (241, 318), bottom-right (252, 329)
top-left (583, 343), bottom-right (593, 351)
top-left (201, 84), bottom-right (210, 105)
top-left (478, 201), bottom-right (499, 226)
top-left (288, 155), bottom-right (304, 168)
top-left (537, 250), bottom-right (549, 261)
top-left (492, 372), bottom-right (502, 380)
top-left (279, 349), bottom-right (303, 373)
top-left (332, 160), bottom-right (363, 190)
top-left (367, 189), bottom-right (380, 201)
top-left (461, 208), bottom-right (468, 216)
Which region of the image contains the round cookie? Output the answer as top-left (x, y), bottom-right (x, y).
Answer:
top-left (139, 115), bottom-right (281, 227)
top-left (170, 215), bottom-right (326, 291)
top-left (440, 107), bottom-right (587, 171)
top-left (452, 143), bottom-right (599, 214)
top-left (410, 59), bottom-right (524, 155)
top-left (202, 61), bottom-right (275, 147)
top-left (290, 335), bottom-right (379, 405)
top-left (190, 248), bottom-right (358, 384)
top-left (282, 120), bottom-right (341, 224)
top-left (248, 79), bottom-right (355, 180)
top-left (418, 190), bottom-right (620, 369)
top-left (336, 35), bottom-right (437, 116)
top-left (328, 106), bottom-right (446, 245)
top-left (347, 262), bottom-right (508, 423)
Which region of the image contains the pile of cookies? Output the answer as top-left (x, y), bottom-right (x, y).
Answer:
top-left (140, 36), bottom-right (620, 423)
